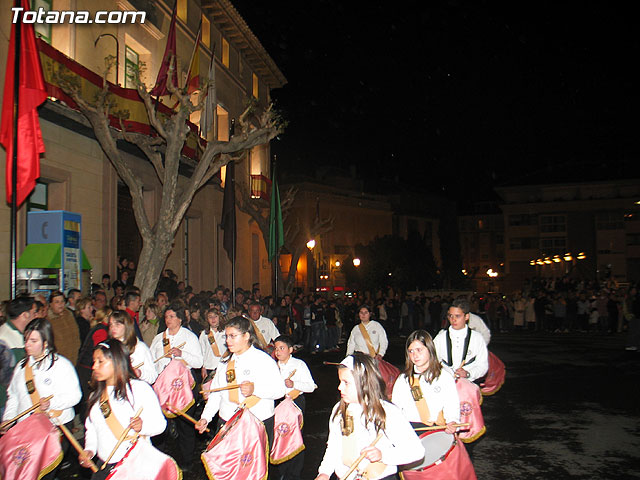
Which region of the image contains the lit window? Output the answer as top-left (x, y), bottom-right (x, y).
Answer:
top-left (177, 0), bottom-right (187, 22)
top-left (217, 105), bottom-right (229, 141)
top-left (33, 0), bottom-right (52, 44)
top-left (252, 73), bottom-right (259, 98)
top-left (222, 38), bottom-right (230, 68)
top-left (124, 45), bottom-right (140, 88)
top-left (202, 15), bottom-right (210, 48)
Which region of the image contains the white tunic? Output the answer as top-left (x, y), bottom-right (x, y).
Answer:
top-left (277, 356), bottom-right (317, 396)
top-left (198, 329), bottom-right (227, 371)
top-left (84, 380), bottom-right (166, 463)
top-left (433, 326), bottom-right (489, 382)
top-left (3, 354), bottom-right (81, 426)
top-left (346, 321), bottom-right (388, 357)
top-left (129, 340), bottom-right (157, 385)
top-left (468, 313), bottom-right (491, 345)
top-left (201, 345), bottom-right (286, 422)
top-left (150, 327), bottom-right (203, 374)
top-left (253, 316), bottom-right (280, 344)
top-left (391, 371), bottom-right (460, 424)
top-left (317, 401), bottom-right (424, 480)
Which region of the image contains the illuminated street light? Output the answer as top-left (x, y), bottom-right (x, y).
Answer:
top-left (577, 252), bottom-right (586, 260)
top-left (353, 258), bottom-right (361, 267)
top-left (553, 255), bottom-right (561, 263)
top-left (530, 260), bottom-right (536, 266)
top-left (335, 260), bottom-right (341, 267)
top-left (486, 268), bottom-right (498, 278)
top-left (544, 257), bottom-right (552, 264)
top-left (563, 253), bottom-right (573, 261)
top-left (306, 239), bottom-right (316, 250)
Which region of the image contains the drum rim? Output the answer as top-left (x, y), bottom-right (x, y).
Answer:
top-left (412, 430), bottom-right (457, 472)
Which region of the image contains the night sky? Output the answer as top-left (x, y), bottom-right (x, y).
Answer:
top-left (232, 1), bottom-right (640, 206)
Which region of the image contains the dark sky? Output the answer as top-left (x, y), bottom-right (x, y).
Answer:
top-left (232, 1), bottom-right (640, 203)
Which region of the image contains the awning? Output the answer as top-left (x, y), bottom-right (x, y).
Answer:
top-left (17, 243), bottom-right (92, 270)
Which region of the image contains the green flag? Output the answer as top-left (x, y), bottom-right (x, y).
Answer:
top-left (268, 170), bottom-right (284, 261)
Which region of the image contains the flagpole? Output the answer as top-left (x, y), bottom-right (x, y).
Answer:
top-left (10, 3), bottom-right (22, 299)
top-left (271, 155), bottom-right (278, 299)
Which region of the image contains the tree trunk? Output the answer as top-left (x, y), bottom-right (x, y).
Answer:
top-left (135, 230), bottom-right (175, 302)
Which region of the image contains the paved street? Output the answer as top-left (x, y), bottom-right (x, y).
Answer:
top-left (59, 331), bottom-right (640, 479)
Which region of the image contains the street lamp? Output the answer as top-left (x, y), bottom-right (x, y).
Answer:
top-left (94, 33), bottom-right (120, 85)
top-left (306, 239), bottom-right (316, 250)
top-left (334, 260), bottom-right (341, 267)
top-left (353, 258), bottom-right (361, 267)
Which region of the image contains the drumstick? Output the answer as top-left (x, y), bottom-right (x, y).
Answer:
top-left (341, 432), bottom-right (383, 480)
top-left (153, 342), bottom-right (186, 363)
top-left (100, 407), bottom-right (143, 469)
top-left (132, 362), bottom-right (144, 369)
top-left (287, 369), bottom-right (297, 380)
top-left (166, 403), bottom-right (210, 433)
top-left (0, 394), bottom-right (54, 430)
top-left (322, 361), bottom-right (342, 366)
top-left (413, 423), bottom-right (470, 431)
top-left (199, 384), bottom-right (240, 394)
top-left (58, 423), bottom-right (98, 473)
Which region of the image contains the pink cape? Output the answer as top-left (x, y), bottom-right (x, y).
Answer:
top-left (377, 356), bottom-right (401, 399)
top-left (201, 409), bottom-right (268, 480)
top-left (481, 351), bottom-right (506, 396)
top-left (0, 413), bottom-right (62, 480)
top-left (270, 397), bottom-right (304, 464)
top-left (400, 440), bottom-right (476, 480)
top-left (456, 378), bottom-right (486, 443)
top-left (153, 358), bottom-right (195, 417)
top-left (106, 439), bottom-right (181, 480)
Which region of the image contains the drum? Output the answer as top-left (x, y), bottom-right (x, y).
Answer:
top-left (153, 359), bottom-right (195, 417)
top-left (376, 356), bottom-right (401, 399)
top-left (406, 430), bottom-right (456, 471)
top-left (270, 397), bottom-right (304, 464)
top-left (480, 351), bottom-right (506, 396)
top-left (106, 439), bottom-right (180, 480)
top-left (201, 407), bottom-right (268, 480)
top-left (456, 378), bottom-right (486, 443)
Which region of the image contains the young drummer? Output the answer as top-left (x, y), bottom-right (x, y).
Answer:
top-left (273, 335), bottom-right (317, 480)
top-left (196, 316), bottom-right (286, 449)
top-left (315, 353), bottom-right (424, 480)
top-left (108, 310), bottom-right (157, 385)
top-left (79, 339), bottom-right (167, 479)
top-left (198, 308), bottom-right (227, 384)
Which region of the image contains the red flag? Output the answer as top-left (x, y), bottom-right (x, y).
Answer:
top-left (1, 0), bottom-right (48, 206)
top-left (150, 4), bottom-right (178, 96)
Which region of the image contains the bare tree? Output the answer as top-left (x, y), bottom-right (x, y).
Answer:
top-left (55, 58), bottom-right (281, 300)
top-left (235, 180), bottom-right (333, 295)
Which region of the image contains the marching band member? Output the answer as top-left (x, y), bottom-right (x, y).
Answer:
top-left (108, 310), bottom-right (157, 385)
top-left (196, 316), bottom-right (286, 449)
top-left (247, 301), bottom-right (280, 350)
top-left (273, 334), bottom-right (317, 479)
top-left (433, 299), bottom-right (488, 382)
top-left (199, 308), bottom-right (227, 383)
top-left (346, 305), bottom-right (389, 358)
top-left (392, 330), bottom-right (476, 479)
top-left (149, 302), bottom-right (203, 471)
top-left (79, 339), bottom-right (167, 479)
top-left (315, 353), bottom-right (424, 480)
top-left (2, 318), bottom-right (81, 479)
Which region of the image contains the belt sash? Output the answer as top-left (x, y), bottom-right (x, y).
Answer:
top-left (226, 360), bottom-right (260, 409)
top-left (208, 330), bottom-right (221, 357)
top-left (24, 361), bottom-right (62, 419)
top-left (341, 413), bottom-right (386, 479)
top-left (358, 323), bottom-right (379, 358)
top-left (410, 375), bottom-right (445, 426)
top-left (99, 391), bottom-right (136, 442)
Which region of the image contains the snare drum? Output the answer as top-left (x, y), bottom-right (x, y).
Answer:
top-left (405, 429), bottom-right (456, 471)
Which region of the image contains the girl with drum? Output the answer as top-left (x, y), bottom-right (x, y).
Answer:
top-left (195, 316), bottom-right (286, 450)
top-left (391, 330), bottom-right (476, 479)
top-left (79, 339), bottom-right (167, 478)
top-left (2, 318), bottom-right (82, 479)
top-left (315, 353), bottom-right (424, 480)
top-left (150, 302), bottom-right (203, 471)
top-left (198, 308), bottom-right (227, 387)
top-left (108, 310), bottom-right (157, 385)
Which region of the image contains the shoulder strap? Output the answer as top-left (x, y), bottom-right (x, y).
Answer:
top-left (162, 331), bottom-right (171, 356)
top-left (444, 330), bottom-right (453, 366)
top-left (25, 360), bottom-right (62, 418)
top-left (248, 318), bottom-right (268, 349)
top-left (358, 323), bottom-right (378, 357)
top-left (461, 327), bottom-right (476, 367)
top-left (226, 359), bottom-right (238, 403)
top-left (208, 330), bottom-right (221, 357)
top-left (100, 390), bottom-right (135, 441)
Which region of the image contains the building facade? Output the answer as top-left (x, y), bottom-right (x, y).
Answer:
top-left (0, 0), bottom-right (286, 299)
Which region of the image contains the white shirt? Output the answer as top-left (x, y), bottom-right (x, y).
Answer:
top-left (253, 316), bottom-right (280, 345)
top-left (3, 354), bottom-right (81, 426)
top-left (201, 346), bottom-right (286, 423)
top-left (391, 371), bottom-right (460, 424)
top-left (277, 356), bottom-right (317, 395)
top-left (468, 313), bottom-right (491, 345)
top-left (84, 380), bottom-right (166, 463)
top-left (346, 321), bottom-right (388, 357)
top-left (199, 329), bottom-right (227, 371)
top-left (318, 401), bottom-right (424, 479)
top-left (433, 326), bottom-right (489, 382)
top-left (130, 340), bottom-right (157, 385)
top-left (0, 321), bottom-right (24, 351)
top-left (150, 327), bottom-right (203, 374)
